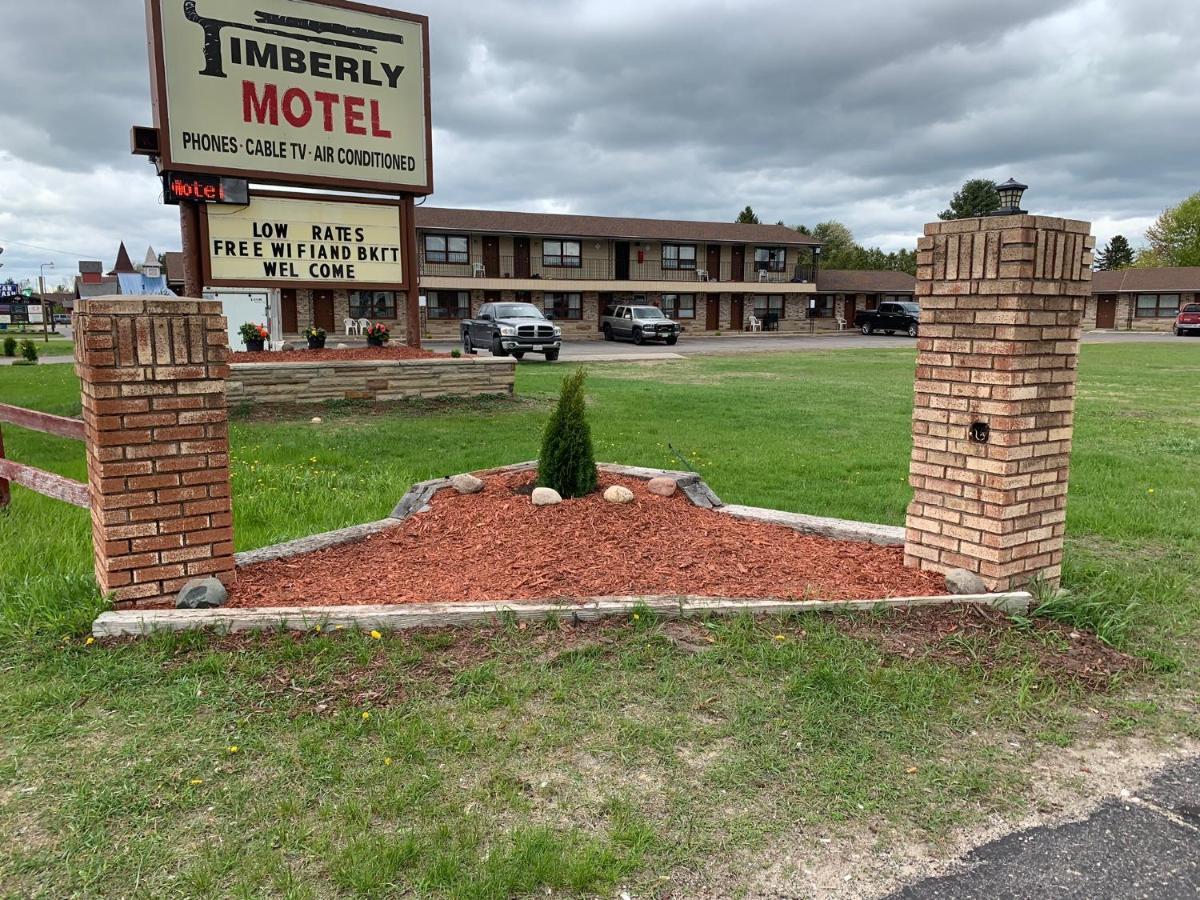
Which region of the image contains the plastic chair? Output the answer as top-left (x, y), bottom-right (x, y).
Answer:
top-left (758, 270), bottom-right (770, 282)
top-left (835, 316), bottom-right (847, 331)
top-left (696, 269), bottom-right (709, 282)
top-left (747, 315), bottom-right (763, 332)
top-left (472, 263), bottom-right (486, 278)
top-left (357, 318), bottom-right (372, 334)
top-left (344, 318), bottom-right (358, 335)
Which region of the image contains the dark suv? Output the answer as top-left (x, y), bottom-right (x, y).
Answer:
top-left (858, 301), bottom-right (921, 337)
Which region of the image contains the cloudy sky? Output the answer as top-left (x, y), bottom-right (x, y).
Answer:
top-left (0, 0), bottom-right (1197, 287)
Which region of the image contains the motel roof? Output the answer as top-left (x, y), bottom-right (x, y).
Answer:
top-left (814, 269), bottom-right (916, 294)
top-left (1091, 267), bottom-right (1200, 293)
top-left (413, 207), bottom-right (821, 247)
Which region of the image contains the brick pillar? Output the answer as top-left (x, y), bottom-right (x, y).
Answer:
top-left (75, 297), bottom-right (235, 607)
top-left (904, 216), bottom-right (1095, 591)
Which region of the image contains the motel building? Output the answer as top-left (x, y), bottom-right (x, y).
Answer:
top-left (272, 208), bottom-right (920, 341)
top-left (1085, 266), bottom-right (1200, 332)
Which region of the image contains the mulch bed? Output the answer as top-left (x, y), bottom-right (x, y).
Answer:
top-left (230, 471), bottom-right (947, 608)
top-left (230, 345), bottom-right (446, 363)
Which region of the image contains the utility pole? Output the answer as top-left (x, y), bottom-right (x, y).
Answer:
top-left (39, 262), bottom-right (55, 343)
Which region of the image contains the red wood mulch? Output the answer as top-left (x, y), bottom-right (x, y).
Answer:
top-left (230, 472), bottom-right (947, 608)
top-left (230, 346), bottom-right (446, 363)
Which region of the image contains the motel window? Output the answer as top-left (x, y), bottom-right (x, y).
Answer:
top-left (753, 295), bottom-right (785, 318)
top-left (881, 294), bottom-right (911, 305)
top-left (754, 247), bottom-right (787, 272)
top-left (808, 296), bottom-right (833, 318)
top-left (544, 292), bottom-right (582, 320)
top-left (349, 291), bottom-right (397, 319)
top-left (661, 294), bottom-right (696, 319)
top-left (423, 234), bottom-right (469, 264)
top-left (1134, 293), bottom-right (1180, 317)
top-left (428, 291), bottom-right (471, 319)
top-left (661, 244), bottom-right (697, 270)
top-left (543, 239), bottom-right (582, 267)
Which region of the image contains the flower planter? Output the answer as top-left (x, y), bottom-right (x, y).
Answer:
top-left (245, 338), bottom-right (265, 352)
top-left (366, 336), bottom-right (387, 347)
top-left (307, 336), bottom-right (327, 350)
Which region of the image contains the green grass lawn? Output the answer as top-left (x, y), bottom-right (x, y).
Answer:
top-left (0, 346), bottom-right (1197, 896)
top-left (0, 333), bottom-right (74, 358)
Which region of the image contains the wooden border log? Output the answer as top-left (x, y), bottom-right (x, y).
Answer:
top-left (0, 404), bottom-right (86, 441)
top-left (0, 458), bottom-right (89, 508)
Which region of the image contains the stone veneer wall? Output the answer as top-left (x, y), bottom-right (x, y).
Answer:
top-left (227, 357), bottom-right (516, 406)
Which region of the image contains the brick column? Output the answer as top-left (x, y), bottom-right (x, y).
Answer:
top-left (75, 297), bottom-right (235, 607)
top-left (905, 216), bottom-right (1094, 591)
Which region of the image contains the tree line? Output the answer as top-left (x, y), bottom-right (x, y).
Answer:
top-left (737, 182), bottom-right (1200, 273)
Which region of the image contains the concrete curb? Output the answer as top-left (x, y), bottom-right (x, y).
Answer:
top-left (92, 592), bottom-right (1034, 637)
top-left (717, 504), bottom-right (905, 546)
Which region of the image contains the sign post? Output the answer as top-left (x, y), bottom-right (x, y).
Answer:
top-left (142, 0), bottom-right (432, 344)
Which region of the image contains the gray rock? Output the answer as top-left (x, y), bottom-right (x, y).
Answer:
top-left (451, 473), bottom-right (485, 495)
top-left (945, 568), bottom-right (988, 595)
top-left (604, 485), bottom-right (635, 504)
top-left (531, 487), bottom-right (562, 506)
top-left (176, 577), bottom-right (228, 610)
top-left (646, 476), bottom-right (678, 497)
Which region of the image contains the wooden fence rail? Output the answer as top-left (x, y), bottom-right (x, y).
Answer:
top-left (0, 403), bottom-right (89, 509)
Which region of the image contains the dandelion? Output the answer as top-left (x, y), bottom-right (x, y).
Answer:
top-left (309, 457), bottom-right (318, 463)
top-left (85, 636), bottom-right (95, 646)
top-left (370, 630), bottom-right (382, 640)
top-left (189, 778), bottom-right (204, 785)
top-left (384, 757), bottom-right (393, 767)
top-left (362, 711), bottom-right (371, 722)
top-left (632, 613), bottom-right (640, 622)
top-left (1148, 488), bottom-right (1155, 494)
top-left (774, 634), bottom-right (786, 642)
top-left (227, 745), bottom-right (239, 754)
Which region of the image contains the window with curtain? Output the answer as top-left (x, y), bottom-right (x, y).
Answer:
top-left (543, 239), bottom-right (582, 267)
top-left (348, 291), bottom-right (397, 319)
top-left (661, 244), bottom-right (697, 270)
top-left (1134, 294), bottom-right (1180, 317)
top-left (423, 234), bottom-right (469, 264)
top-left (754, 247), bottom-right (787, 272)
top-left (543, 293), bottom-right (582, 319)
top-left (661, 294), bottom-right (696, 318)
top-left (753, 295), bottom-right (785, 317)
top-left (428, 291), bottom-right (471, 319)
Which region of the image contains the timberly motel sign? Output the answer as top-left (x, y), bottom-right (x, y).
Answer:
top-left (137, 0), bottom-right (432, 345)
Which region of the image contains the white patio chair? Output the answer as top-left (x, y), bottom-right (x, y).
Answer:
top-left (747, 315), bottom-right (763, 332)
top-left (357, 318), bottom-right (372, 335)
top-left (696, 268), bottom-right (709, 282)
top-left (757, 270), bottom-right (770, 282)
top-left (835, 316), bottom-right (847, 331)
top-left (344, 318), bottom-right (358, 335)
top-left (472, 263), bottom-right (486, 278)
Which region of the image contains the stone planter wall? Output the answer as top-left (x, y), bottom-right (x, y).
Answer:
top-left (227, 357), bottom-right (516, 406)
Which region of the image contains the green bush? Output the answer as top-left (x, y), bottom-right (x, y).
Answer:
top-left (537, 368), bottom-right (597, 498)
top-left (2, 336), bottom-right (15, 357)
top-left (19, 340), bottom-right (38, 363)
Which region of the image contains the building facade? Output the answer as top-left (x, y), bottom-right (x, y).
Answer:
top-left (1085, 267), bottom-right (1200, 332)
top-left (279, 208), bottom-right (825, 340)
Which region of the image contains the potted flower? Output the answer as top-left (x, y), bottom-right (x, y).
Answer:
top-left (303, 325), bottom-right (327, 349)
top-left (364, 322), bottom-right (390, 346)
top-left (239, 322), bottom-right (269, 352)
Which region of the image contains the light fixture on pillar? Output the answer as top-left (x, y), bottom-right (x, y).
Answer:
top-left (993, 178), bottom-right (1028, 215)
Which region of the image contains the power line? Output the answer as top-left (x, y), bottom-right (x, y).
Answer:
top-left (0, 237), bottom-right (108, 261)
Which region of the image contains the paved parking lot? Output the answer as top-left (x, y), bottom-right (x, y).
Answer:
top-left (428, 330), bottom-right (1180, 362)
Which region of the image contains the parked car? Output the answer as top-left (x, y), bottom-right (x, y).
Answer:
top-left (858, 301), bottom-right (921, 337)
top-left (52, 314), bottom-right (71, 325)
top-left (1174, 303), bottom-right (1200, 336)
top-left (601, 305), bottom-right (682, 345)
top-left (461, 302), bottom-right (561, 361)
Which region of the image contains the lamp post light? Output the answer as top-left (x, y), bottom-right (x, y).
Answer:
top-left (993, 178), bottom-right (1028, 216)
top-left (39, 262), bottom-right (55, 343)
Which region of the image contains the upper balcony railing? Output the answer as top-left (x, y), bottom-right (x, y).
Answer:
top-left (420, 254), bottom-right (816, 285)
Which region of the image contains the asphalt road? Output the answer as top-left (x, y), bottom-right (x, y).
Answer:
top-left (888, 756), bottom-right (1200, 899)
top-left (1, 330), bottom-right (1185, 366)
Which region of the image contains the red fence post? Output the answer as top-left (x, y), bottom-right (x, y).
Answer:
top-left (75, 296), bottom-right (235, 607)
top-left (0, 423), bottom-right (9, 509)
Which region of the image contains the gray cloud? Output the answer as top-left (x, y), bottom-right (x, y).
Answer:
top-left (0, 0), bottom-right (1197, 284)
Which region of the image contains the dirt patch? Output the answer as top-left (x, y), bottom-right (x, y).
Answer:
top-left (230, 345), bottom-right (446, 363)
top-left (228, 471), bottom-right (947, 608)
top-left (839, 605), bottom-right (1144, 690)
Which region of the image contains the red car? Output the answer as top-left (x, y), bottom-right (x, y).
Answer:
top-left (1175, 303), bottom-right (1200, 336)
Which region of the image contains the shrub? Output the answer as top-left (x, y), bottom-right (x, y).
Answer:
top-left (2, 336), bottom-right (15, 357)
top-left (19, 340), bottom-right (38, 363)
top-left (364, 323), bottom-right (390, 345)
top-left (537, 368), bottom-right (597, 499)
top-left (450, 348), bottom-right (462, 358)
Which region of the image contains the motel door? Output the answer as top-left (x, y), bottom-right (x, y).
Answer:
top-left (730, 245), bottom-right (746, 282)
top-left (312, 290), bottom-right (335, 333)
top-left (706, 245), bottom-right (721, 280)
top-left (730, 295), bottom-right (745, 330)
top-left (280, 288), bottom-right (298, 333)
top-left (1095, 295), bottom-right (1117, 329)
top-left (843, 295), bottom-right (856, 327)
top-left (483, 236), bottom-right (501, 278)
top-left (514, 237), bottom-right (531, 278)
top-left (705, 296), bottom-right (720, 331)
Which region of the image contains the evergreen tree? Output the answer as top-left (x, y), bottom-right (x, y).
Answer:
top-left (735, 206), bottom-right (761, 225)
top-left (1094, 235), bottom-right (1134, 270)
top-left (537, 368), bottom-right (598, 499)
top-left (938, 178), bottom-right (1000, 220)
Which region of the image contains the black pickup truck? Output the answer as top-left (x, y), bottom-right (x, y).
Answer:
top-left (461, 301), bottom-right (562, 361)
top-left (858, 300), bottom-right (921, 337)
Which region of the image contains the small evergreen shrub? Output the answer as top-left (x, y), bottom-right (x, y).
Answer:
top-left (537, 368), bottom-right (598, 498)
top-left (19, 340), bottom-right (38, 363)
top-left (2, 336), bottom-right (15, 357)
